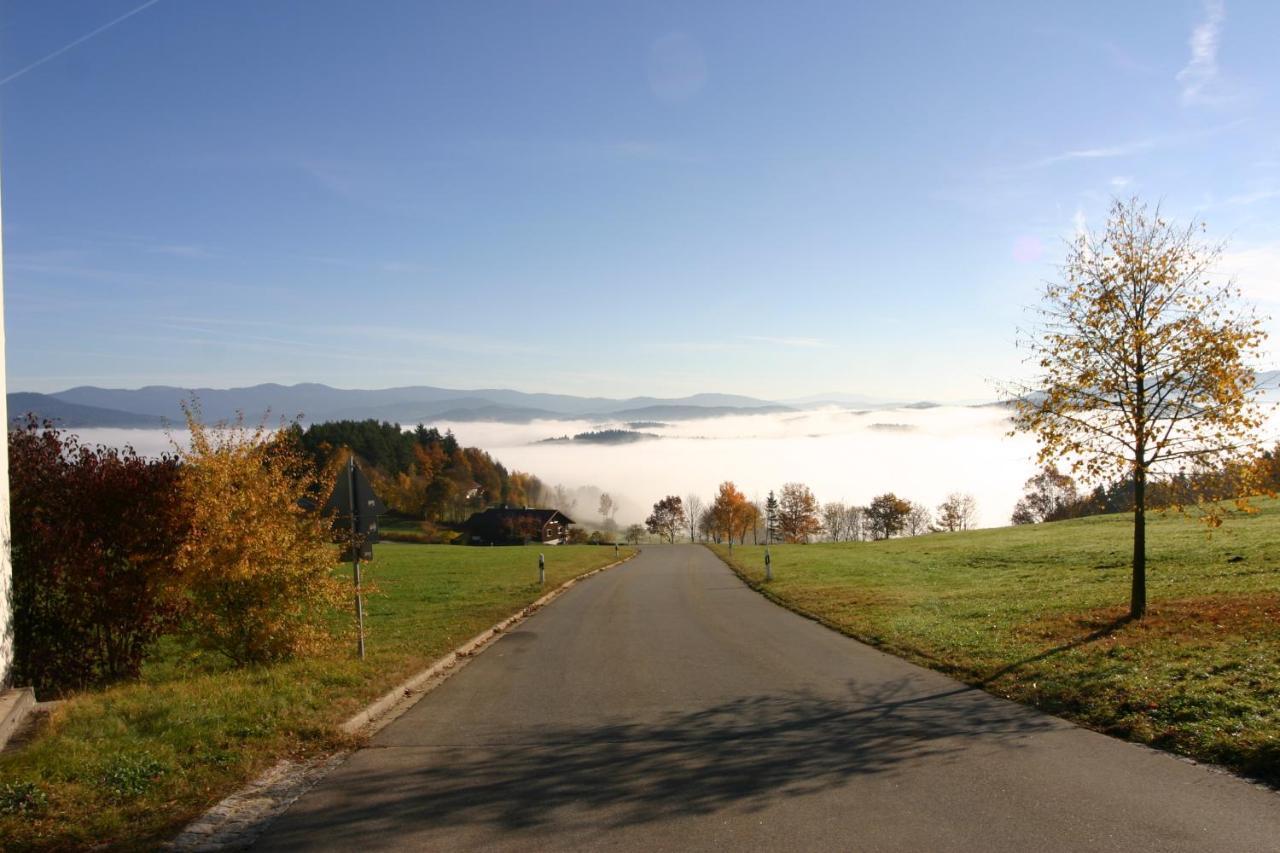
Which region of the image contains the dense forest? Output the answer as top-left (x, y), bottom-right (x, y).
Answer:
top-left (287, 420), bottom-right (552, 526)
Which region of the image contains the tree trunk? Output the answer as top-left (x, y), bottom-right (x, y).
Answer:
top-left (1131, 466), bottom-right (1146, 619)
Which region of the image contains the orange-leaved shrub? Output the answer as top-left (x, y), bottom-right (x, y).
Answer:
top-left (175, 406), bottom-right (343, 664)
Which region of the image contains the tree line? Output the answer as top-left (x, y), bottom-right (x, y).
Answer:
top-left (289, 420), bottom-right (549, 525)
top-left (640, 483), bottom-right (979, 544)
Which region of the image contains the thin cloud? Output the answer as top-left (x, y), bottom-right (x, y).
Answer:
top-left (742, 336), bottom-right (831, 349)
top-left (1225, 188), bottom-right (1280, 206)
top-left (651, 341), bottom-right (736, 353)
top-left (1025, 138), bottom-right (1159, 169)
top-left (1021, 120), bottom-right (1246, 170)
top-left (0, 0), bottom-right (165, 87)
top-left (145, 244), bottom-right (215, 259)
top-left (1177, 0), bottom-right (1227, 105)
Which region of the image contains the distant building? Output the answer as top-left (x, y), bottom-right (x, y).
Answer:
top-left (462, 507), bottom-right (575, 545)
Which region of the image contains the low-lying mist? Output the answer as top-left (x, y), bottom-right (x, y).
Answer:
top-left (442, 406), bottom-right (1038, 528)
top-left (73, 406), bottom-right (1041, 529)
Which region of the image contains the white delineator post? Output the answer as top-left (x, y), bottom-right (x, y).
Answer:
top-left (0, 165), bottom-right (11, 686)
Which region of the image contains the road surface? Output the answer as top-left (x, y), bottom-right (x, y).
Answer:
top-left (255, 545), bottom-right (1280, 852)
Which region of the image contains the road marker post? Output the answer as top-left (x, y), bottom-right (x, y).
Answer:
top-left (764, 547), bottom-right (772, 582)
top-left (539, 552), bottom-right (546, 584)
top-left (324, 456), bottom-right (387, 661)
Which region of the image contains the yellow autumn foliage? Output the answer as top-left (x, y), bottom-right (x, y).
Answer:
top-left (1011, 198), bottom-right (1269, 617)
top-left (174, 404), bottom-right (344, 664)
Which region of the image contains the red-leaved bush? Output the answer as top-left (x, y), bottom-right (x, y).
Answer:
top-left (9, 418), bottom-right (188, 695)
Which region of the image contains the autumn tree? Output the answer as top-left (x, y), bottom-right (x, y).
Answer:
top-left (624, 523), bottom-right (645, 545)
top-left (777, 482), bottom-right (822, 543)
top-left (1010, 465), bottom-right (1081, 525)
top-left (176, 407), bottom-right (343, 664)
top-left (645, 495), bottom-right (685, 544)
top-left (698, 508), bottom-right (718, 543)
top-left (1012, 199), bottom-right (1268, 618)
top-left (709, 481), bottom-right (749, 547)
top-left (822, 501), bottom-right (848, 541)
top-left (738, 501), bottom-right (761, 545)
top-left (936, 492), bottom-right (978, 532)
top-left (866, 493), bottom-right (910, 540)
top-left (750, 499), bottom-right (765, 544)
top-left (905, 502), bottom-right (933, 536)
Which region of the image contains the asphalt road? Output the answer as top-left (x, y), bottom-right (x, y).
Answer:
top-left (255, 545), bottom-right (1280, 852)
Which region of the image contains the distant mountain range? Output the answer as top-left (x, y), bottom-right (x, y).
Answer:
top-left (7, 392), bottom-right (165, 428)
top-left (11, 373), bottom-right (1277, 430)
top-left (6, 383), bottom-right (805, 429)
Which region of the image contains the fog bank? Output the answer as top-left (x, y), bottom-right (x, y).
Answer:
top-left (72, 406), bottom-right (1042, 529)
top-left (440, 406), bottom-right (1038, 528)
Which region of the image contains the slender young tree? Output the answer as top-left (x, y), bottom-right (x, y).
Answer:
top-left (684, 493), bottom-right (705, 543)
top-left (1012, 198), bottom-right (1268, 618)
top-left (936, 492), bottom-right (978, 532)
top-left (764, 491), bottom-right (780, 544)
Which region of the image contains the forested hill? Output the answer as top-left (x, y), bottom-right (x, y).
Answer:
top-left (289, 419), bottom-right (550, 525)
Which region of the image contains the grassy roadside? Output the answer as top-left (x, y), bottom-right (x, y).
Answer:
top-left (709, 505), bottom-right (1280, 787)
top-left (0, 543), bottom-right (632, 851)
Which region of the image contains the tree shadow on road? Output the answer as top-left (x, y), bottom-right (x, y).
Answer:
top-left (259, 678), bottom-right (1056, 846)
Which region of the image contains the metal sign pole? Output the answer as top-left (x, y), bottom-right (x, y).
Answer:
top-left (350, 457), bottom-right (365, 660)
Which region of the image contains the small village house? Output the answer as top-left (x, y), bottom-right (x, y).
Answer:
top-left (461, 506), bottom-right (575, 545)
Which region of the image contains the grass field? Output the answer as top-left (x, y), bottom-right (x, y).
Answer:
top-left (0, 543), bottom-right (632, 851)
top-left (711, 504), bottom-right (1280, 787)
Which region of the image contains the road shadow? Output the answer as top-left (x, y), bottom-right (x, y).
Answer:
top-left (258, 678), bottom-right (1056, 846)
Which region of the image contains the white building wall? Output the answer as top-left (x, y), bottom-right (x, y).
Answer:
top-left (0, 172), bottom-right (11, 686)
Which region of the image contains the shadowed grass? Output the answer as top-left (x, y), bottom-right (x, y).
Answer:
top-left (710, 502), bottom-right (1280, 787)
top-left (0, 543), bottom-right (631, 851)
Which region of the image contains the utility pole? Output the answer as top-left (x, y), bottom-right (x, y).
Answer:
top-left (348, 457), bottom-right (365, 660)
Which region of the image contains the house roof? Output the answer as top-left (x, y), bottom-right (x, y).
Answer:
top-left (463, 506), bottom-right (576, 528)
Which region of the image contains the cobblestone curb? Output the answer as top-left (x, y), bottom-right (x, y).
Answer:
top-left (167, 550), bottom-right (638, 850)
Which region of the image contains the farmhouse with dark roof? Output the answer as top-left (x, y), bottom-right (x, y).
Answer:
top-left (461, 506), bottom-right (576, 545)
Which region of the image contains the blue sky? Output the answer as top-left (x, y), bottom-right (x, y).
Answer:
top-left (2, 0), bottom-right (1279, 401)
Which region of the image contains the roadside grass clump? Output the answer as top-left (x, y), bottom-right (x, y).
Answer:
top-left (0, 543), bottom-right (631, 850)
top-left (0, 781), bottom-right (48, 817)
top-left (711, 500), bottom-right (1280, 787)
top-left (99, 753), bottom-right (170, 800)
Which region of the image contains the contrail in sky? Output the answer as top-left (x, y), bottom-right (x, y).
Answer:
top-left (0, 0), bottom-right (164, 87)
